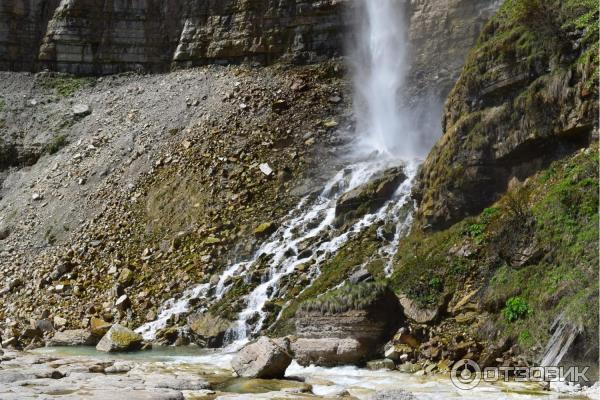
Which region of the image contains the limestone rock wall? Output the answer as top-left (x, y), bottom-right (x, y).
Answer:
top-left (406, 0), bottom-right (502, 99)
top-left (0, 0), bottom-right (499, 75)
top-left (0, 0), bottom-right (59, 71)
top-left (1, 0), bottom-right (347, 74)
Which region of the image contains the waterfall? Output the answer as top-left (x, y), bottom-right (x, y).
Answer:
top-left (353, 0), bottom-right (419, 158)
top-left (137, 0), bottom-right (431, 344)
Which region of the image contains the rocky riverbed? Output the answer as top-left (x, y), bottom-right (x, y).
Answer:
top-left (2, 346), bottom-right (596, 400)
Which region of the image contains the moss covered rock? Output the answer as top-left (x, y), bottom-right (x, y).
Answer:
top-left (414, 0), bottom-right (598, 230)
top-left (96, 324), bottom-right (143, 353)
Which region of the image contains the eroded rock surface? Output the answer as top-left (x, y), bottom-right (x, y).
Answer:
top-left (292, 283), bottom-right (402, 366)
top-left (231, 336), bottom-right (292, 379)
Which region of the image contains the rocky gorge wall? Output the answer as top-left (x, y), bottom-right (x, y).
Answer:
top-left (0, 0), bottom-right (500, 78)
top-left (1, 0), bottom-right (347, 74)
top-left (414, 0), bottom-right (598, 230)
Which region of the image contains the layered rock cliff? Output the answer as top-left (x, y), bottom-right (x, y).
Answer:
top-left (2, 0), bottom-right (346, 74)
top-left (1, 0), bottom-right (499, 77)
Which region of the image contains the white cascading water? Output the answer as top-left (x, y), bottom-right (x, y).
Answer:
top-left (137, 0), bottom-right (427, 344)
top-left (353, 0), bottom-right (419, 159)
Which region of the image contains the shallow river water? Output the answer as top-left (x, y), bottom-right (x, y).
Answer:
top-left (23, 346), bottom-right (596, 400)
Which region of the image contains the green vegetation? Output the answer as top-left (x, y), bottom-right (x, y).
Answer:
top-left (39, 75), bottom-right (91, 97)
top-left (45, 134), bottom-right (68, 154)
top-left (298, 282), bottom-right (389, 315)
top-left (518, 330), bottom-right (533, 347)
top-left (0, 98), bottom-right (5, 112)
top-left (269, 227), bottom-right (383, 336)
top-left (503, 296), bottom-right (532, 322)
top-left (393, 146), bottom-right (598, 353)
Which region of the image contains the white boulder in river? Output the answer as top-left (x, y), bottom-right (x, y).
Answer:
top-left (96, 324), bottom-right (143, 353)
top-left (231, 336), bottom-right (292, 378)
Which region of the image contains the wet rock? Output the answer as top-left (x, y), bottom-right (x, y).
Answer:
top-left (231, 336), bottom-right (292, 379)
top-left (188, 313), bottom-right (231, 348)
top-left (371, 389), bottom-right (417, 399)
top-left (254, 222), bottom-right (277, 237)
top-left (145, 374), bottom-right (209, 391)
top-left (218, 378), bottom-right (311, 395)
top-left (47, 329), bottom-right (98, 346)
top-left (348, 268), bottom-right (373, 284)
top-left (366, 358), bottom-right (396, 371)
top-left (384, 328), bottom-right (420, 362)
top-left (294, 283), bottom-right (402, 366)
top-left (96, 324), bottom-right (143, 353)
top-left (335, 167), bottom-right (406, 226)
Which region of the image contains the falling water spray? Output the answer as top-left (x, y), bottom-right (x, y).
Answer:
top-left (352, 0), bottom-right (420, 159)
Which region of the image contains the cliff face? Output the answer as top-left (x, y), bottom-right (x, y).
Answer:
top-left (406, 0), bottom-right (501, 99)
top-left (0, 0), bottom-right (500, 76)
top-left (414, 0), bottom-right (598, 230)
top-left (0, 0), bottom-right (59, 71)
top-left (1, 0), bottom-right (346, 74)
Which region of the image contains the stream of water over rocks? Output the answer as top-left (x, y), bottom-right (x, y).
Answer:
top-left (0, 346), bottom-right (595, 400)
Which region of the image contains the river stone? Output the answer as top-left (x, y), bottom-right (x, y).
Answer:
top-left (145, 374), bottom-right (209, 390)
top-left (218, 378), bottom-right (311, 394)
top-left (46, 329), bottom-right (98, 347)
top-left (96, 324), bottom-right (143, 353)
top-left (371, 389), bottom-right (417, 400)
top-left (291, 338), bottom-right (372, 367)
top-left (366, 358), bottom-right (396, 371)
top-left (231, 336), bottom-right (292, 378)
top-left (61, 389), bottom-right (184, 400)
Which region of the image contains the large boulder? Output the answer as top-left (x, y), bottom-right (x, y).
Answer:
top-left (291, 338), bottom-right (371, 367)
top-left (46, 329), bottom-right (98, 347)
top-left (188, 313), bottom-right (232, 348)
top-left (293, 282), bottom-right (403, 367)
top-left (96, 324), bottom-right (143, 353)
top-left (334, 167), bottom-right (406, 226)
top-left (231, 336), bottom-right (292, 379)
